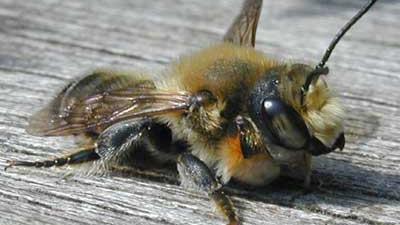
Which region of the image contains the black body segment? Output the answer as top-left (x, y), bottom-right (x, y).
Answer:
top-left (144, 122), bottom-right (188, 162)
top-left (96, 118), bottom-right (185, 164)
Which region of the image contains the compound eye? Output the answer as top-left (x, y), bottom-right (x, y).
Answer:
top-left (261, 98), bottom-right (310, 150)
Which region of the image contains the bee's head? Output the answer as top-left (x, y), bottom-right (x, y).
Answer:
top-left (246, 0), bottom-right (378, 155)
top-left (248, 64), bottom-right (345, 156)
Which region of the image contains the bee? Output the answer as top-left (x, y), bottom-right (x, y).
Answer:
top-left (6, 0), bottom-right (378, 224)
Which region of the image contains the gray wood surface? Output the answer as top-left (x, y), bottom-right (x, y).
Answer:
top-left (0, 0), bottom-right (399, 224)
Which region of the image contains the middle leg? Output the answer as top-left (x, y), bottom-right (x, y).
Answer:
top-left (177, 153), bottom-right (239, 225)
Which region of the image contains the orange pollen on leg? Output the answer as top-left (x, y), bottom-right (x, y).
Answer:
top-left (225, 135), bottom-right (244, 169)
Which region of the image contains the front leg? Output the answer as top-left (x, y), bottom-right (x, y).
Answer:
top-left (303, 152), bottom-right (312, 189)
top-left (177, 153), bottom-right (239, 225)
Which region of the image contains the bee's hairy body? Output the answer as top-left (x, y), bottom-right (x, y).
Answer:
top-left (6, 0), bottom-right (376, 223)
top-left (154, 43), bottom-right (344, 185)
top-left (159, 43), bottom-right (281, 185)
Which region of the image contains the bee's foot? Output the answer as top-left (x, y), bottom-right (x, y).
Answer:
top-left (4, 159), bottom-right (37, 171)
top-left (4, 160), bottom-right (17, 171)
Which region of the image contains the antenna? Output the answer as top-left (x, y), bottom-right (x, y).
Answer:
top-left (318, 0), bottom-right (378, 69)
top-left (301, 0), bottom-right (378, 105)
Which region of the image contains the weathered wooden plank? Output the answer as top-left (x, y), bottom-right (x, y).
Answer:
top-left (0, 0), bottom-right (399, 225)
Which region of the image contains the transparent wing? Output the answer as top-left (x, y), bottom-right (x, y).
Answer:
top-left (27, 71), bottom-right (191, 136)
top-left (223, 0), bottom-right (263, 47)
top-left (27, 89), bottom-right (190, 136)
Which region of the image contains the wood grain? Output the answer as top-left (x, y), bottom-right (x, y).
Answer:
top-left (0, 0), bottom-right (399, 224)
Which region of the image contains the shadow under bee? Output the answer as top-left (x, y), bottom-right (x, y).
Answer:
top-left (104, 151), bottom-right (400, 212)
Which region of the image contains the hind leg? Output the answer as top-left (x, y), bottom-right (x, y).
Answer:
top-left (5, 147), bottom-right (99, 170)
top-left (6, 118), bottom-right (182, 171)
top-left (6, 118), bottom-right (150, 171)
